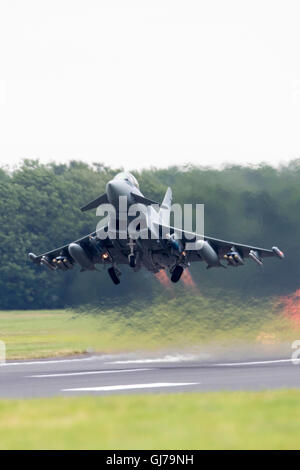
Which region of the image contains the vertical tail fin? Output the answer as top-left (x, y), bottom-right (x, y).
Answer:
top-left (159, 187), bottom-right (172, 226)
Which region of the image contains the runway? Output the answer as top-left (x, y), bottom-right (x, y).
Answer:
top-left (0, 351), bottom-right (300, 398)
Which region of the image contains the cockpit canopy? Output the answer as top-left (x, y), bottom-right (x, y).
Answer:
top-left (114, 172), bottom-right (140, 189)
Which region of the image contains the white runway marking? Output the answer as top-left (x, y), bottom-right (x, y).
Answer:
top-left (3, 356), bottom-right (99, 366)
top-left (215, 358), bottom-right (294, 366)
top-left (28, 368), bottom-right (152, 378)
top-left (106, 354), bottom-right (198, 364)
top-left (62, 382), bottom-right (199, 392)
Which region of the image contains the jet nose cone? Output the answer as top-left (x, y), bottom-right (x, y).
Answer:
top-left (106, 180), bottom-right (119, 204)
top-left (106, 178), bottom-right (134, 209)
top-left (106, 180), bottom-right (116, 192)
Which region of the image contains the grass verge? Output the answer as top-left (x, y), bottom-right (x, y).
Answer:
top-left (0, 390), bottom-right (299, 449)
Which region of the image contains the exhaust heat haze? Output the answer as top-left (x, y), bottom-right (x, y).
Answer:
top-left (181, 269), bottom-right (198, 292)
top-left (155, 270), bottom-right (173, 291)
top-left (279, 289), bottom-right (300, 325)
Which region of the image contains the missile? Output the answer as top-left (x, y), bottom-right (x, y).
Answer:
top-left (55, 256), bottom-right (74, 270)
top-left (56, 259), bottom-right (68, 271)
top-left (229, 255), bottom-right (238, 266)
top-left (68, 243), bottom-right (94, 270)
top-left (249, 249), bottom-right (263, 266)
top-left (233, 252), bottom-right (244, 264)
top-left (63, 258), bottom-right (74, 269)
top-left (40, 256), bottom-right (56, 271)
top-left (224, 251), bottom-right (244, 266)
top-left (272, 246), bottom-right (285, 259)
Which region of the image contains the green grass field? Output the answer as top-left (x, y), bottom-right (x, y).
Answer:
top-left (0, 295), bottom-right (297, 359)
top-left (0, 390), bottom-right (299, 449)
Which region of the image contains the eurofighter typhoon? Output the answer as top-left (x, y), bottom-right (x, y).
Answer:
top-left (29, 172), bottom-right (284, 284)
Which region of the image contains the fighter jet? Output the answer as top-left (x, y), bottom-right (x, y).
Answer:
top-left (28, 171), bottom-right (284, 285)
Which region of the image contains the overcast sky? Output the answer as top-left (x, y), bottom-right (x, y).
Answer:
top-left (0, 0), bottom-right (299, 171)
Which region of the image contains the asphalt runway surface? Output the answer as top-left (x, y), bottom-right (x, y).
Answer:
top-left (1, 351), bottom-right (300, 398)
